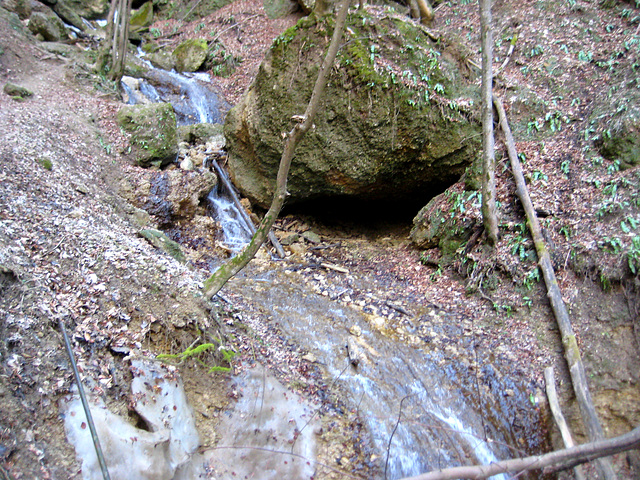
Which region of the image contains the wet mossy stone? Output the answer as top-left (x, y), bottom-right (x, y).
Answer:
top-left (61, 0), bottom-right (109, 20)
top-left (598, 117), bottom-right (640, 169)
top-left (178, 122), bottom-right (223, 144)
top-left (28, 11), bottom-right (68, 42)
top-left (146, 49), bottom-right (175, 71)
top-left (264, 0), bottom-right (298, 19)
top-left (116, 103), bottom-right (178, 168)
top-left (130, 1), bottom-right (154, 28)
top-left (410, 189), bottom-right (474, 262)
top-left (224, 12), bottom-right (481, 208)
top-left (4, 0), bottom-right (32, 20)
top-left (50, 0), bottom-right (86, 31)
top-left (173, 38), bottom-right (208, 72)
top-left (138, 229), bottom-right (185, 263)
top-left (3, 82), bottom-right (33, 98)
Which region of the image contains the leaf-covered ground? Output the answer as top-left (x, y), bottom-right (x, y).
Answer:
top-left (1, 0), bottom-right (639, 478)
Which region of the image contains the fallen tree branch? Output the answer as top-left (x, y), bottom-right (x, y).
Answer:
top-left (545, 366), bottom-right (587, 480)
top-left (492, 93), bottom-right (617, 479)
top-left (399, 425), bottom-right (640, 480)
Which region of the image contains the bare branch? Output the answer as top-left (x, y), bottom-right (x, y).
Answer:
top-left (398, 426), bottom-right (640, 480)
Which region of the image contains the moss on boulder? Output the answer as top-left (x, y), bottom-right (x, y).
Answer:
top-left (3, 82), bottom-right (33, 98)
top-left (138, 229), bottom-right (185, 263)
top-left (61, 0), bottom-right (109, 20)
top-left (131, 1), bottom-right (154, 29)
top-left (28, 11), bottom-right (68, 42)
top-left (173, 38), bottom-right (208, 72)
top-left (224, 12), bottom-right (481, 208)
top-left (116, 103), bottom-right (178, 168)
top-left (410, 187), bottom-right (476, 262)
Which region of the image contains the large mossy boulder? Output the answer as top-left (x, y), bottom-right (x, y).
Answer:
top-left (116, 103), bottom-right (178, 168)
top-left (49, 0), bottom-right (86, 31)
top-left (2, 0), bottom-right (31, 19)
top-left (28, 11), bottom-right (68, 41)
top-left (224, 12), bottom-right (481, 208)
top-left (173, 38), bottom-right (208, 72)
top-left (61, 0), bottom-right (109, 20)
top-left (131, 1), bottom-right (154, 29)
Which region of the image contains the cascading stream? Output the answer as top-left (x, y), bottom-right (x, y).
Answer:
top-left (120, 61), bottom-right (530, 479)
top-left (228, 273), bottom-right (513, 479)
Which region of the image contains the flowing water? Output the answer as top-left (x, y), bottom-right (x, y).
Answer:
top-left (119, 65), bottom-right (542, 479)
top-left (227, 271), bottom-right (516, 479)
top-left (123, 50), bottom-right (228, 125)
top-left (206, 187), bottom-right (252, 253)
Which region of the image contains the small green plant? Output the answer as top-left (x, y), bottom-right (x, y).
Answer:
top-left (628, 236), bottom-right (640, 274)
top-left (527, 119), bottom-right (541, 134)
top-left (194, 22), bottom-right (205, 33)
top-left (561, 159), bottom-right (570, 175)
top-left (599, 236), bottom-right (622, 253)
top-left (532, 170), bottom-right (548, 183)
top-left (524, 268), bottom-right (541, 290)
top-left (545, 111), bottom-right (565, 132)
top-left (578, 50), bottom-right (593, 62)
top-left (493, 303), bottom-right (513, 316)
top-left (527, 44), bottom-right (545, 58)
top-left (98, 136), bottom-right (112, 155)
top-left (157, 340), bottom-right (235, 373)
top-left (607, 159), bottom-right (621, 174)
top-left (523, 296), bottom-right (533, 309)
top-left (559, 225), bottom-right (572, 239)
top-left (36, 157), bottom-right (53, 170)
top-left (430, 266), bottom-right (443, 282)
top-left (150, 27), bottom-right (161, 38)
top-left (621, 216), bottom-right (639, 233)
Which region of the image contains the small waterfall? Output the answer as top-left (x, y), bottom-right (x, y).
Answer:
top-left (124, 49), bottom-right (228, 126)
top-left (207, 188), bottom-right (252, 253)
top-left (122, 55), bottom-right (249, 252)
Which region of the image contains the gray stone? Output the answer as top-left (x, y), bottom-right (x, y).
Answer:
top-left (119, 169), bottom-right (217, 225)
top-left (116, 103), bottom-right (178, 168)
top-left (130, 1), bottom-right (154, 29)
top-left (146, 50), bottom-right (176, 71)
top-left (139, 229), bottom-right (185, 262)
top-left (28, 11), bottom-right (67, 41)
top-left (173, 38), bottom-right (208, 72)
top-left (0, 0), bottom-right (31, 19)
top-left (61, 0), bottom-right (109, 20)
top-left (50, 0), bottom-right (85, 31)
top-left (177, 122), bottom-right (223, 145)
top-left (264, 0), bottom-right (298, 19)
top-left (3, 82), bottom-right (33, 98)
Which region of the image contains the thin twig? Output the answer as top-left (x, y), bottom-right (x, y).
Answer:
top-left (385, 394), bottom-right (415, 479)
top-left (210, 14), bottom-right (262, 43)
top-left (59, 319), bottom-right (111, 480)
top-left (44, 234), bottom-right (68, 255)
